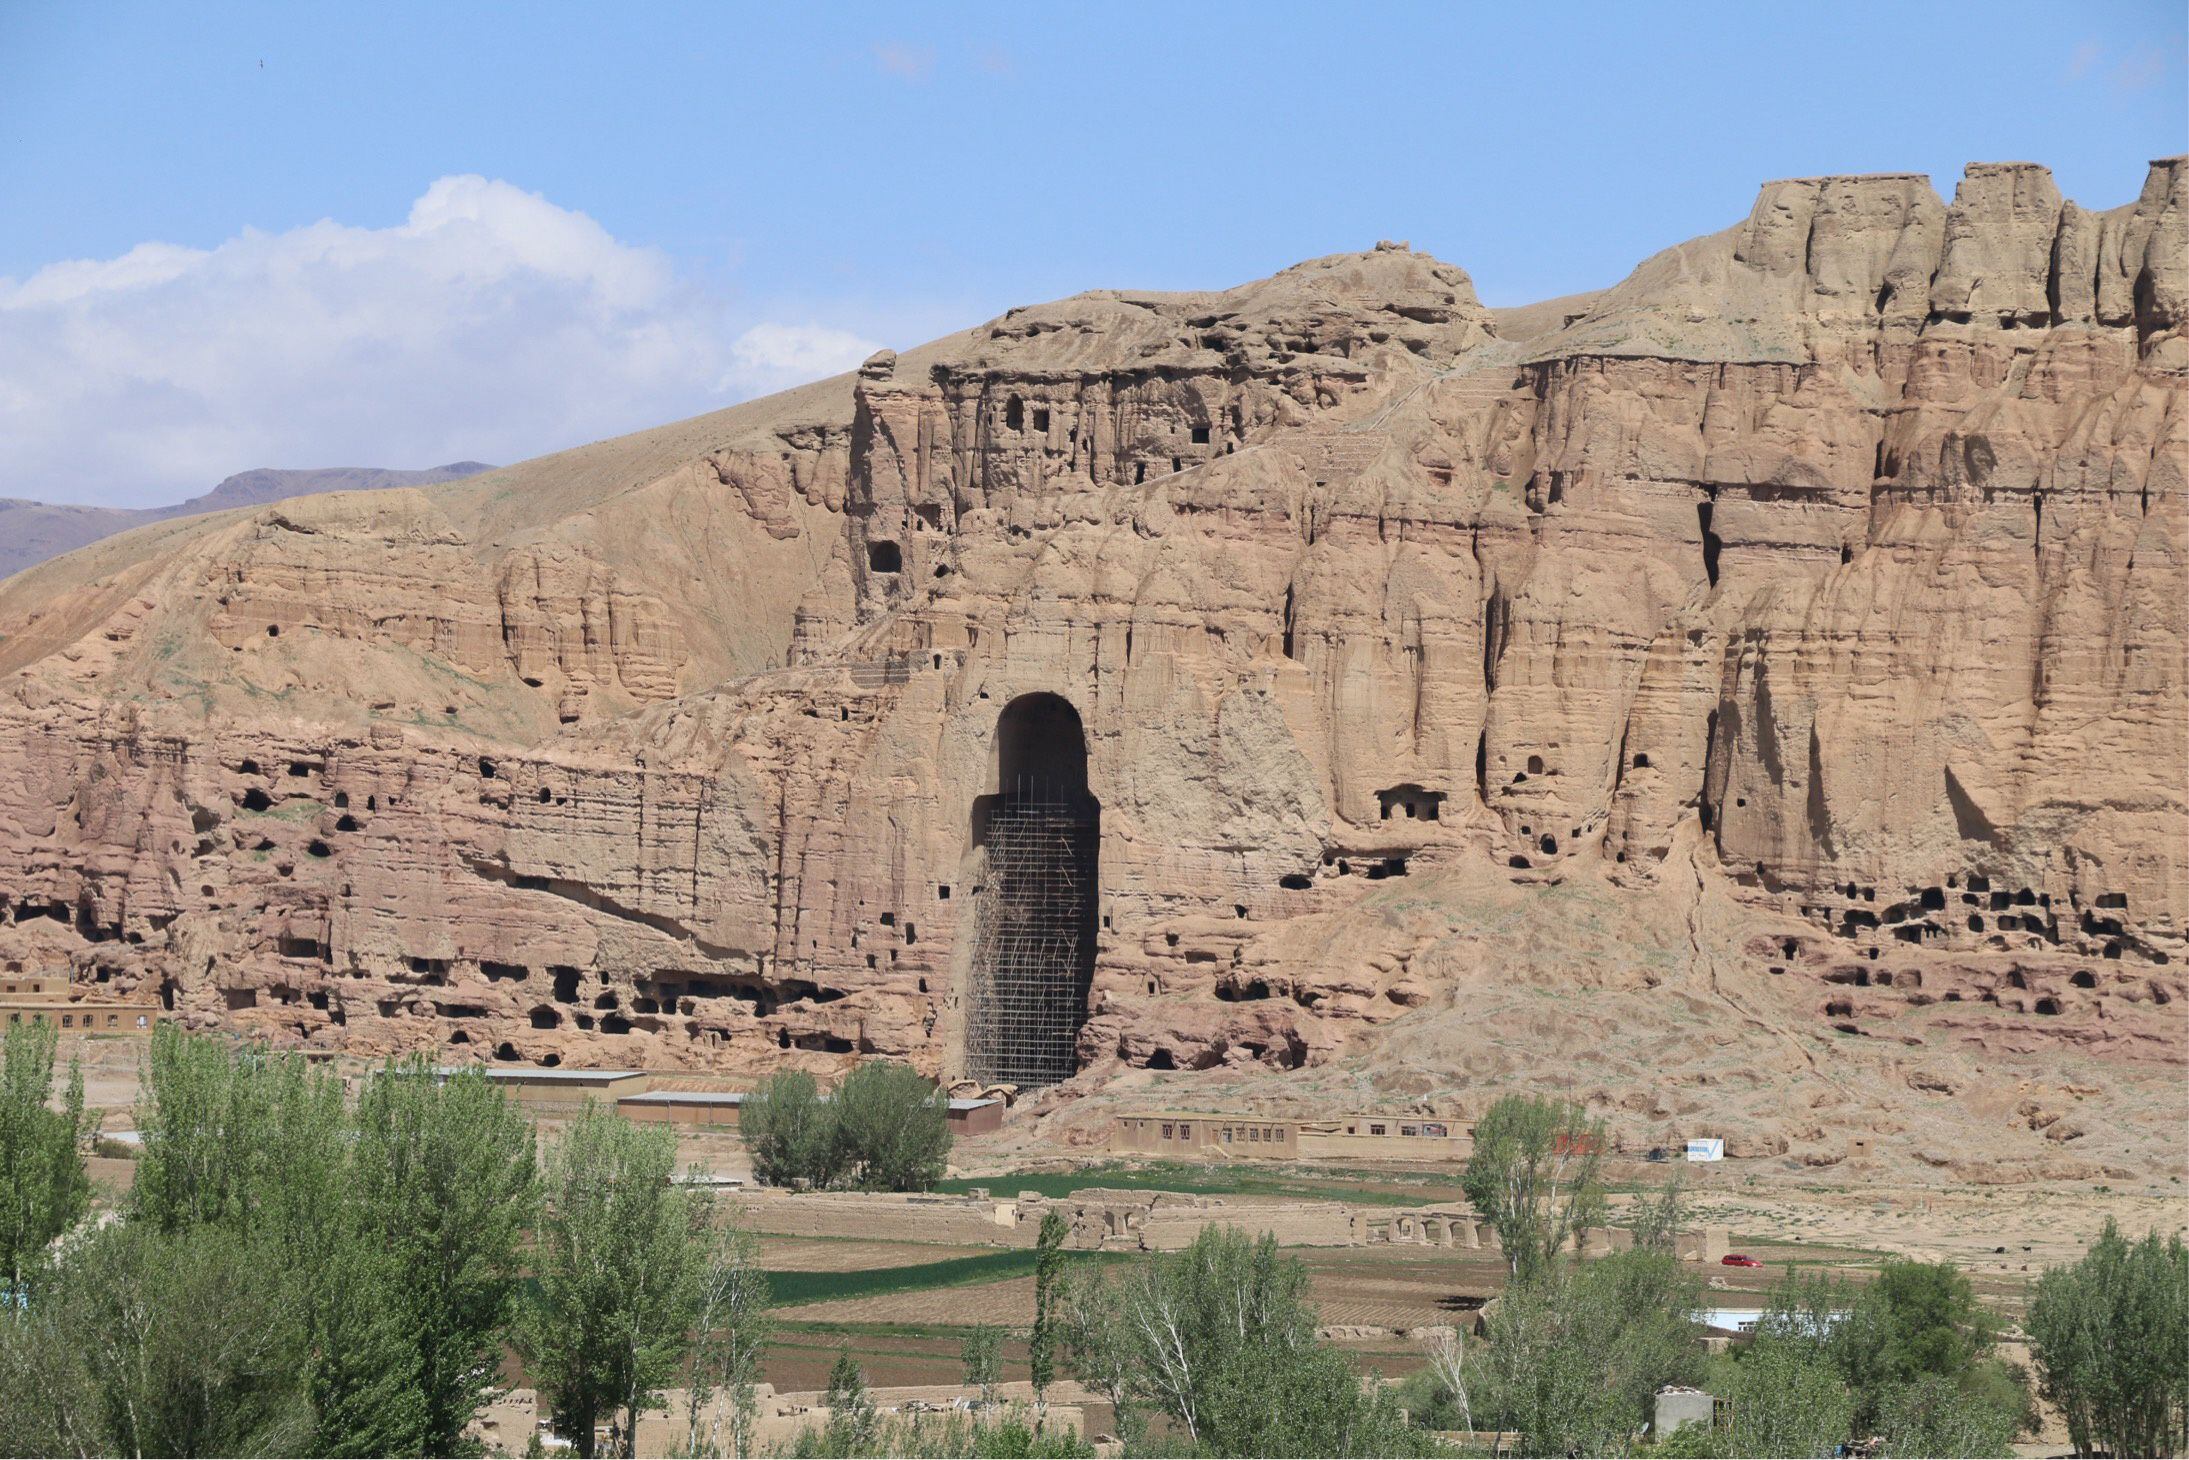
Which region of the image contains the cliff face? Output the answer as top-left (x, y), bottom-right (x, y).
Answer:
top-left (0, 161), bottom-right (2182, 1166)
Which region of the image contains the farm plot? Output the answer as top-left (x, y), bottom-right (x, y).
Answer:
top-left (776, 1273), bottom-right (1039, 1327)
top-left (935, 1162), bottom-right (1457, 1208)
top-left (755, 1236), bottom-right (991, 1272)
top-left (1298, 1247), bottom-right (1507, 1330)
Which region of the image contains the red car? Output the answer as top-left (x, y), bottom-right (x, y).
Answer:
top-left (1721, 1254), bottom-right (1764, 1268)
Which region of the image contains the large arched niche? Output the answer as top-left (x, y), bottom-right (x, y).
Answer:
top-left (961, 693), bottom-right (1100, 1089)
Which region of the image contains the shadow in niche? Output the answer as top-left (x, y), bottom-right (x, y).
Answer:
top-left (964, 693), bottom-right (1099, 1091)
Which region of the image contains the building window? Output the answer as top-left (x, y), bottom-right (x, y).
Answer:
top-left (60, 1014), bottom-right (72, 1028)
top-left (1221, 1128), bottom-right (1232, 1143)
top-left (136, 1015), bottom-right (149, 1028)
top-left (1179, 1124), bottom-right (1192, 1140)
top-left (1369, 1124), bottom-right (1386, 1136)
top-left (1401, 1124), bottom-right (1419, 1137)
top-left (107, 1014), bottom-right (118, 1028)
top-left (1161, 1123), bottom-right (1173, 1139)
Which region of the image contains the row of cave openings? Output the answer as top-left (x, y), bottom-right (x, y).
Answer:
top-left (235, 952), bottom-right (873, 1058)
top-left (252, 691), bottom-right (1105, 1089)
top-left (1811, 874), bottom-right (2156, 964)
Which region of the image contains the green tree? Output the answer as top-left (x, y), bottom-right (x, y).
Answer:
top-left (787, 1404), bottom-right (1094, 1459)
top-left (131, 1022), bottom-right (271, 1233)
top-left (131, 1027), bottom-right (349, 1244)
top-left (1060, 1224), bottom-right (1429, 1456)
top-left (1482, 1248), bottom-right (1703, 1456)
top-left (1752, 1267), bottom-right (1855, 1359)
top-left (962, 1324), bottom-right (1004, 1408)
top-left (17, 1029), bottom-right (546, 1458)
top-left (1028, 1209), bottom-right (1068, 1406)
top-left (125, 1028), bottom-right (418, 1456)
top-left (1058, 1264), bottom-right (1141, 1448)
top-left (741, 1069), bottom-right (839, 1189)
top-left (521, 1103), bottom-right (710, 1458)
top-left (302, 1232), bottom-right (422, 1458)
top-left (682, 1223), bottom-right (775, 1458)
top-left (350, 1057), bottom-right (538, 1455)
top-left (1831, 1259), bottom-right (1999, 1430)
top-left (3, 1221), bottom-right (314, 1457)
top-left (831, 1061), bottom-right (952, 1192)
top-left (1461, 1094), bottom-right (1607, 1281)
top-left (0, 1018), bottom-right (90, 1289)
top-left (1723, 1327), bottom-right (1854, 1457)
top-left (2026, 1221), bottom-right (2189, 1459)
top-left (1877, 1372), bottom-right (2020, 1457)
top-left (819, 1347), bottom-right (880, 1456)
top-left (1625, 1168), bottom-right (1688, 1253)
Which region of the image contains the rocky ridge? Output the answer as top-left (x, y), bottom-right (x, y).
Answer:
top-left (0, 160), bottom-right (2181, 1176)
top-left (0, 462), bottom-right (494, 580)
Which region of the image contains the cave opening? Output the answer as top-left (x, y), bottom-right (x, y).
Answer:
top-left (964, 693), bottom-right (1099, 1090)
top-left (1697, 501), bottom-right (1722, 587)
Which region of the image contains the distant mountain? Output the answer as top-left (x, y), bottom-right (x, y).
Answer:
top-left (0, 462), bottom-right (495, 580)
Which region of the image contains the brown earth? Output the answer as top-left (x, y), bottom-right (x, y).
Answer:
top-left (0, 158), bottom-right (2184, 1190)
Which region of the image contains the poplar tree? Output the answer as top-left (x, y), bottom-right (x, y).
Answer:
top-left (1461, 1094), bottom-right (1607, 1281)
top-left (682, 1225), bottom-right (775, 1458)
top-left (351, 1056), bottom-right (538, 1455)
top-left (0, 1019), bottom-right (90, 1290)
top-left (2028, 1221), bottom-right (2189, 1458)
top-left (1028, 1209), bottom-right (1069, 1405)
top-left (521, 1103), bottom-right (710, 1458)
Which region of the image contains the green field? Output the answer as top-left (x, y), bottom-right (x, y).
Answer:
top-left (762, 1249), bottom-right (1039, 1308)
top-left (933, 1161), bottom-right (1460, 1208)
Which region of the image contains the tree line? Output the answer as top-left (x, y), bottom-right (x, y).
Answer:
top-left (1418, 1092), bottom-right (2188, 1458)
top-left (0, 1023), bottom-right (954, 1458)
top-left (3, 1025), bottom-right (2182, 1458)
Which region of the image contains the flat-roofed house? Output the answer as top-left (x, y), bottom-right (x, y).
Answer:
top-left (1, 971), bottom-right (163, 1035)
top-left (435, 1067), bottom-right (651, 1115)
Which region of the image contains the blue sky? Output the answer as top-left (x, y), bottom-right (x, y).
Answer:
top-left (1, 0), bottom-right (2181, 506)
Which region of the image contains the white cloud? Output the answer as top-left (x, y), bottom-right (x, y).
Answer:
top-left (0, 177), bottom-right (880, 507)
top-left (723, 323), bottom-right (882, 391)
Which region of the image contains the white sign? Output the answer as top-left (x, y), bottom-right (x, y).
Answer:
top-left (1685, 1137), bottom-right (1725, 1163)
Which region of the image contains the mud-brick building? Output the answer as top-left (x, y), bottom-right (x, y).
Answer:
top-left (1, 971), bottom-right (162, 1034)
top-left (1111, 1111), bottom-right (1469, 1163)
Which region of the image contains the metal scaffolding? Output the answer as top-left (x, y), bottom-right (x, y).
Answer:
top-left (964, 782), bottom-right (1097, 1090)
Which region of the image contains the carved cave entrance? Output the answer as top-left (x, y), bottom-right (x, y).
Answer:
top-left (964, 693), bottom-right (1099, 1090)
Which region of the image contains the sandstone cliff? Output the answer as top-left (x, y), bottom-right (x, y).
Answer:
top-left (1, 161), bottom-right (2182, 1178)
